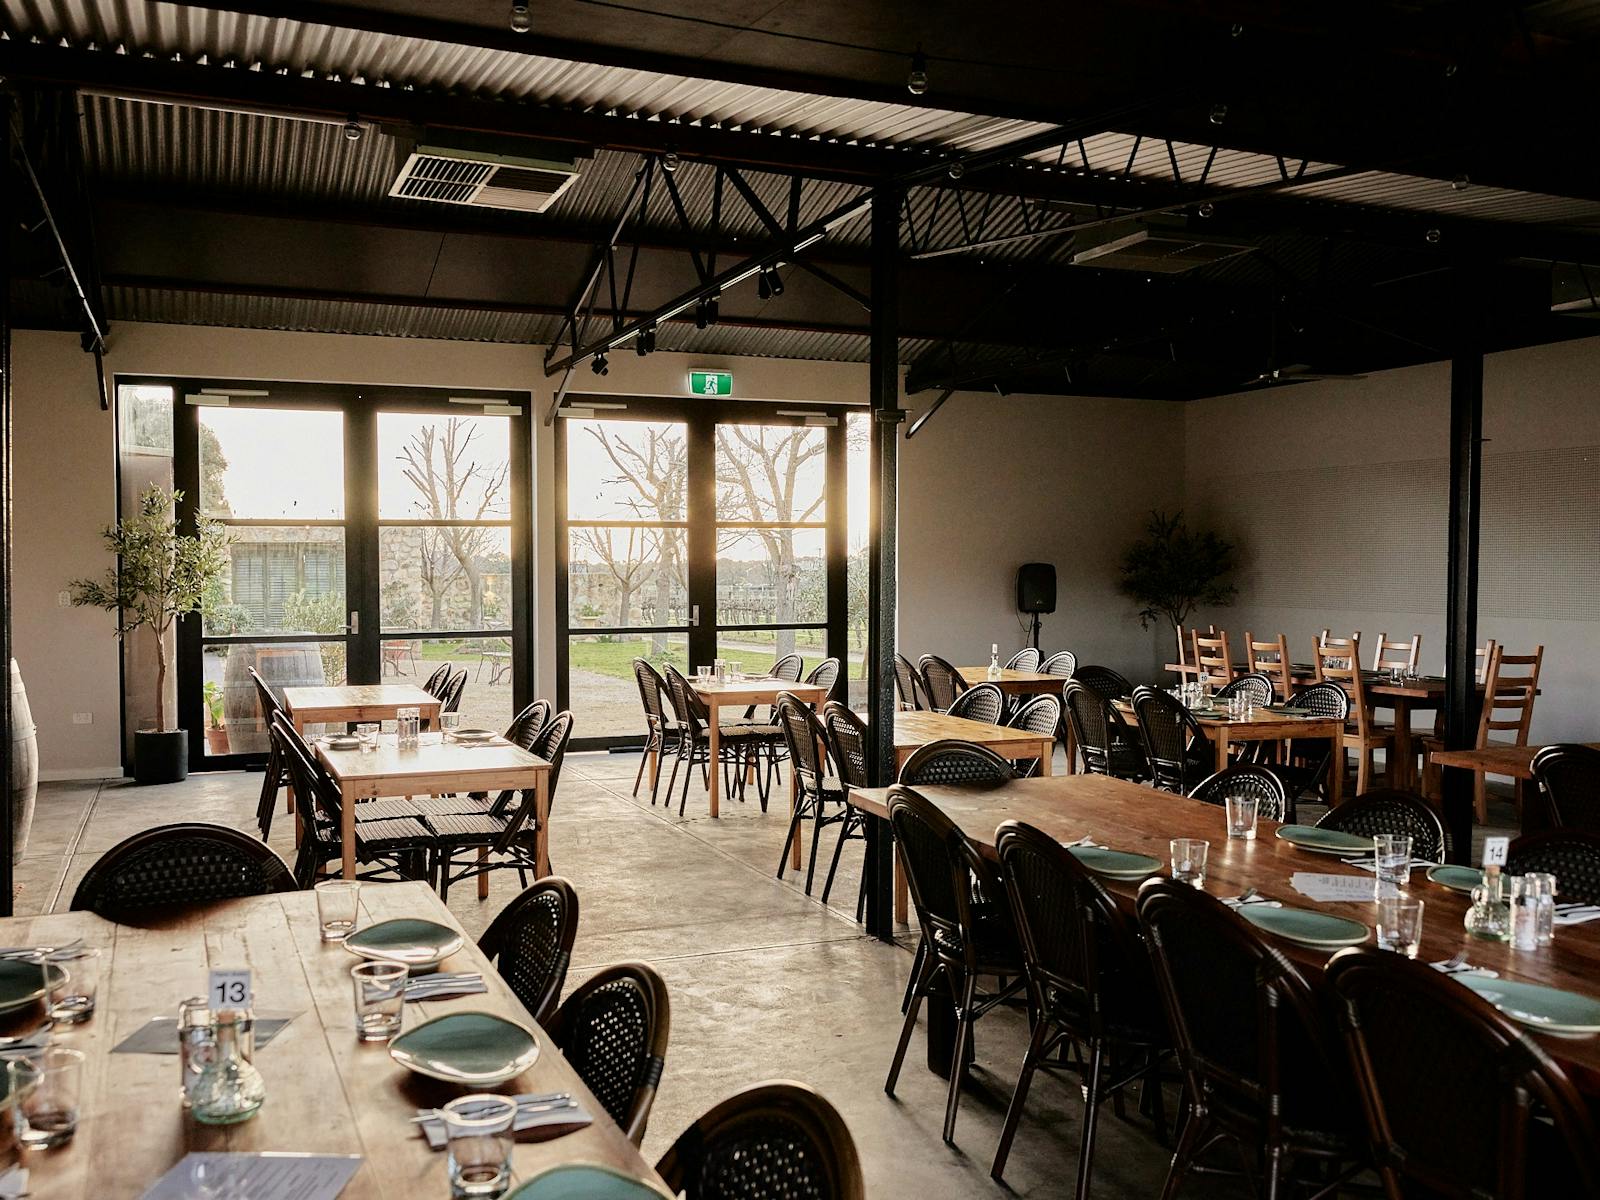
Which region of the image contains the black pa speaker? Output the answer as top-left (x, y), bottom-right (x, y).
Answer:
top-left (1016, 563), bottom-right (1056, 614)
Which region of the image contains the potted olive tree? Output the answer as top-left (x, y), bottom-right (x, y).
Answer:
top-left (1118, 510), bottom-right (1238, 663)
top-left (70, 485), bottom-right (230, 784)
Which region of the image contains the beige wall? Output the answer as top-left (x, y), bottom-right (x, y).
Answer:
top-left (1184, 335), bottom-right (1600, 743)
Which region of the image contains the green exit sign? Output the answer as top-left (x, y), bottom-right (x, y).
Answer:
top-left (688, 369), bottom-right (733, 396)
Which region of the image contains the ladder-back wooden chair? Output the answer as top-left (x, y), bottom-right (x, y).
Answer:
top-left (1314, 634), bottom-right (1392, 795)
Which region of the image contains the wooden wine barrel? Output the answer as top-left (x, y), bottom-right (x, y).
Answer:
top-left (221, 645), bottom-right (329, 755)
top-left (9, 661), bottom-right (37, 864)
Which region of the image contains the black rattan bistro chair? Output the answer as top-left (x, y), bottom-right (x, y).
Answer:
top-left (1071, 665), bottom-right (1133, 699)
top-left (1040, 650), bottom-right (1077, 679)
top-left (1262, 681), bottom-right (1349, 814)
top-left (898, 740), bottom-right (1016, 787)
top-left (71, 823), bottom-right (295, 920)
top-left (546, 961), bottom-right (671, 1147)
top-left (992, 821), bottom-right (1171, 1191)
top-left (1531, 743), bottom-right (1600, 833)
top-left (249, 667), bottom-right (291, 839)
top-left (1131, 685), bottom-right (1213, 794)
top-left (1316, 788), bottom-right (1448, 863)
top-left (1004, 647), bottom-right (1041, 672)
top-left (819, 701), bottom-right (871, 919)
top-left (422, 662), bottom-right (454, 697)
top-left (477, 876), bottom-right (579, 1026)
top-left (747, 657), bottom-right (844, 804)
top-left (1005, 693), bottom-right (1061, 777)
top-left (437, 667), bottom-right (467, 714)
top-left (661, 665), bottom-right (767, 816)
top-left (918, 655), bottom-right (968, 712)
top-left (1188, 764), bottom-right (1288, 822)
top-left (655, 1081), bottom-right (865, 1200)
top-left (1327, 948), bottom-right (1600, 1198)
top-left (945, 682), bottom-right (1004, 726)
top-left (1507, 829), bottom-right (1600, 905)
top-left (1136, 879), bottom-right (1369, 1199)
top-left (885, 786), bottom-right (1027, 1144)
top-left (631, 659), bottom-right (678, 806)
top-left (1216, 670), bottom-right (1276, 708)
top-left (774, 692), bottom-right (848, 896)
top-left (1064, 680), bottom-right (1147, 782)
top-left (894, 653), bottom-right (928, 711)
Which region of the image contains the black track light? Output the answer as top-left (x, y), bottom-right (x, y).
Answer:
top-left (591, 353), bottom-right (609, 376)
top-left (767, 267), bottom-right (783, 297)
top-left (705, 297), bottom-right (719, 326)
top-left (694, 299), bottom-right (709, 330)
top-left (757, 267), bottom-right (784, 300)
top-left (906, 50), bottom-right (929, 96)
top-left (636, 326), bottom-right (656, 356)
top-left (757, 271), bottom-right (771, 301)
top-left (510, 2), bottom-right (531, 33)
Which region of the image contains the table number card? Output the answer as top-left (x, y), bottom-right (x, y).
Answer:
top-left (209, 968), bottom-right (252, 1010)
top-left (1482, 836), bottom-right (1509, 869)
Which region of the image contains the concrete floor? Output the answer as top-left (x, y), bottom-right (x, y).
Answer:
top-left (23, 751), bottom-right (1515, 1196)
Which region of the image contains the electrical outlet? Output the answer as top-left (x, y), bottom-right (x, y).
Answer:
top-left (57, 590), bottom-right (71, 608)
top-left (72, 712), bottom-right (92, 725)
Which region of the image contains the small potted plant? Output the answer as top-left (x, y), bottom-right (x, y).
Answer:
top-left (203, 682), bottom-right (229, 754)
top-left (69, 485), bottom-right (230, 784)
top-left (1118, 509), bottom-right (1238, 663)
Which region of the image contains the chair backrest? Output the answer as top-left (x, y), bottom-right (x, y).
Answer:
top-left (804, 656), bottom-right (842, 702)
top-left (1177, 625), bottom-right (1215, 669)
top-left (945, 682), bottom-right (1004, 726)
top-left (1372, 632), bottom-right (1420, 673)
top-left (893, 654), bottom-right (927, 711)
top-left (1130, 685), bottom-right (1209, 793)
top-left (1319, 628), bottom-right (1362, 651)
top-left (898, 739), bottom-right (1016, 787)
top-left (1063, 679), bottom-right (1140, 778)
top-left (248, 666), bottom-right (284, 720)
top-left (662, 665), bottom-right (707, 736)
top-left (1314, 634), bottom-right (1371, 734)
top-left (422, 662), bottom-right (454, 697)
top-left (1215, 671), bottom-right (1274, 709)
top-left (776, 692), bottom-right (830, 795)
top-left (887, 785), bottom-right (1002, 971)
top-left (1506, 829), bottom-right (1600, 905)
top-left (506, 699), bottom-right (553, 749)
top-left (1242, 632), bottom-right (1292, 702)
top-left (1191, 629), bottom-right (1233, 688)
top-left (1136, 878), bottom-right (1356, 1148)
top-left (271, 711), bottom-right (340, 826)
top-left (1004, 647), bottom-right (1041, 672)
top-left (654, 1081), bottom-right (865, 1200)
top-left (1070, 665), bottom-right (1132, 699)
top-left (1189, 764), bottom-right (1288, 822)
top-left (821, 701), bottom-right (870, 789)
top-left (477, 876), bottom-right (579, 1026)
top-left (1006, 694), bottom-right (1061, 740)
top-left (631, 659), bottom-right (671, 730)
top-left (438, 667), bottom-right (468, 714)
top-left (1475, 637), bottom-right (1498, 685)
top-left (1287, 680), bottom-right (1351, 722)
top-left (1327, 948), bottom-right (1600, 1199)
top-left (1478, 644), bottom-right (1543, 748)
top-left (771, 653), bottom-right (804, 683)
top-left (547, 961), bottom-right (670, 1146)
top-left (1039, 650), bottom-right (1077, 679)
top-left (71, 822), bottom-right (295, 918)
top-left (917, 655), bottom-right (967, 712)
top-left (529, 710), bottom-right (575, 804)
top-left (1531, 743), bottom-right (1600, 833)
top-left (1317, 788), bottom-right (1448, 862)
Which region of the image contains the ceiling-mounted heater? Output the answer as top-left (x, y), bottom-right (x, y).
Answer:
top-left (389, 130), bottom-right (585, 213)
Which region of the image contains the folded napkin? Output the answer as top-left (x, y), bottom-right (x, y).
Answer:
top-left (0, 1026), bottom-right (53, 1059)
top-left (417, 1093), bottom-right (592, 1150)
top-left (1290, 872), bottom-right (1381, 902)
top-left (403, 973), bottom-right (487, 1002)
top-left (1221, 895), bottom-right (1282, 910)
top-left (1553, 904), bottom-right (1600, 927)
top-left (1061, 837), bottom-right (1104, 849)
top-left (1430, 957), bottom-right (1499, 979)
top-left (1340, 857), bottom-right (1437, 874)
top-left (0, 937), bottom-right (84, 959)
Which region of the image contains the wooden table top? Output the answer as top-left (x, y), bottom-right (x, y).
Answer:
top-left (691, 678), bottom-right (831, 703)
top-left (282, 685), bottom-right (441, 715)
top-left (847, 773), bottom-right (1600, 1092)
top-left (1112, 697), bottom-right (1341, 739)
top-left (318, 734), bottom-right (548, 786)
top-left (5, 882), bottom-right (664, 1198)
top-left (1429, 742), bottom-right (1600, 780)
top-left (953, 668), bottom-right (1063, 695)
top-left (893, 710), bottom-right (1050, 754)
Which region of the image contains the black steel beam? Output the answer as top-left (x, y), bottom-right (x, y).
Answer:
top-left (1442, 265), bottom-right (1485, 865)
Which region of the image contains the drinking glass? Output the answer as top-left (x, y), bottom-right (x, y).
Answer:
top-left (1225, 794), bottom-right (1258, 840)
top-left (1372, 833), bottom-right (1413, 893)
top-left (351, 962), bottom-right (406, 1042)
top-left (1170, 838), bottom-right (1209, 886)
top-left (441, 712), bottom-right (462, 742)
top-left (443, 1095), bottom-right (516, 1199)
top-left (315, 879), bottom-right (361, 942)
top-left (16, 1046), bottom-right (84, 1147)
top-left (356, 722), bottom-right (380, 753)
top-left (1376, 895), bottom-right (1424, 958)
top-left (1526, 872), bottom-right (1557, 945)
top-left (45, 946), bottom-right (99, 1024)
top-left (696, 665), bottom-right (712, 682)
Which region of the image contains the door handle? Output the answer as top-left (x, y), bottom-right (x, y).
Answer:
top-left (690, 605), bottom-right (700, 627)
top-left (348, 610), bottom-right (360, 635)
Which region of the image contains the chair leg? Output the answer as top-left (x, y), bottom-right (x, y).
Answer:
top-left (804, 804), bottom-right (827, 895)
top-left (855, 858), bottom-right (869, 923)
top-left (820, 818), bottom-right (853, 904)
top-left (941, 972), bottom-right (978, 1143)
top-left (1075, 1038), bottom-right (1106, 1200)
top-left (1474, 772), bottom-right (1488, 823)
top-left (885, 952), bottom-right (935, 1097)
top-left (991, 1012), bottom-right (1051, 1181)
top-left (631, 733), bottom-right (650, 796)
top-left (1159, 1106), bottom-right (1205, 1200)
top-left (777, 798), bottom-right (808, 880)
top-left (902, 936), bottom-right (927, 1013)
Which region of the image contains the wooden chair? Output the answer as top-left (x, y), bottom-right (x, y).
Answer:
top-left (1371, 632), bottom-right (1420, 675)
top-left (1190, 628), bottom-right (1233, 689)
top-left (1476, 637), bottom-right (1499, 684)
top-left (1243, 631), bottom-right (1293, 703)
top-left (1421, 644), bottom-right (1544, 822)
top-left (1169, 624), bottom-right (1214, 681)
top-left (1315, 634), bottom-right (1392, 795)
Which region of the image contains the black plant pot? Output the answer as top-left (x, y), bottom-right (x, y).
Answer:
top-left (134, 729), bottom-right (189, 785)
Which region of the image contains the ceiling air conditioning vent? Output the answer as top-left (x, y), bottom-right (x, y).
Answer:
top-left (1071, 215), bottom-right (1253, 274)
top-left (389, 132), bottom-right (583, 213)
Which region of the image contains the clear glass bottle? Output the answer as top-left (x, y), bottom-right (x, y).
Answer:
top-left (177, 996), bottom-right (214, 1108)
top-left (987, 644), bottom-right (1001, 680)
top-left (1464, 864), bottom-right (1512, 942)
top-left (189, 1010), bottom-right (265, 1125)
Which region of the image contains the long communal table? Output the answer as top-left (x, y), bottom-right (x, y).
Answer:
top-left (2, 882), bottom-right (667, 1198)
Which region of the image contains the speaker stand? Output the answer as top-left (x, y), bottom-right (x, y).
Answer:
top-left (1028, 611), bottom-right (1042, 652)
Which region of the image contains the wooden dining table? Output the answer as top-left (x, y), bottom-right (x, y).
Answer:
top-left (1, 882), bottom-right (668, 1198)
top-left (317, 735), bottom-right (551, 888)
top-left (954, 666), bottom-right (1072, 770)
top-left (690, 677), bottom-right (831, 819)
top-left (1429, 741), bottom-right (1600, 781)
top-left (846, 773), bottom-right (1600, 1095)
top-left (282, 684), bottom-right (442, 735)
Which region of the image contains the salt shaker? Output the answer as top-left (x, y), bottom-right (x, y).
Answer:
top-left (1509, 876), bottom-right (1539, 951)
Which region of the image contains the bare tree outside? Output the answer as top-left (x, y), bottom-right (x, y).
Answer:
top-left (399, 419), bottom-right (508, 628)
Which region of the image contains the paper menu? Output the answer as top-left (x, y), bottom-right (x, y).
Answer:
top-left (1290, 872), bottom-right (1380, 902)
top-left (140, 1153), bottom-right (361, 1200)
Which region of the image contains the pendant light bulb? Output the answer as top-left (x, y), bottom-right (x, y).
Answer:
top-left (906, 50), bottom-right (929, 96)
top-left (510, 3), bottom-right (532, 33)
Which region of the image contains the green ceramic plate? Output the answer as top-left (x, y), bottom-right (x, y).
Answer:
top-left (507, 1165), bottom-right (674, 1200)
top-left (0, 959), bottom-right (67, 1015)
top-left (1262, 705), bottom-right (1312, 716)
top-left (1426, 864), bottom-right (1484, 894)
top-left (451, 728), bottom-right (498, 743)
top-left (1069, 846), bottom-right (1163, 880)
top-left (1274, 825), bottom-right (1373, 855)
top-left (344, 918), bottom-right (464, 970)
top-left (1458, 976), bottom-right (1600, 1034)
top-left (388, 1011), bottom-right (540, 1085)
top-left (323, 734), bottom-right (362, 750)
top-left (1238, 904), bottom-right (1369, 948)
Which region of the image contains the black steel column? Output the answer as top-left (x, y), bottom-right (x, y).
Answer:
top-left (863, 185), bottom-right (900, 942)
top-left (1441, 268), bottom-right (1484, 865)
top-left (0, 96), bottom-right (14, 913)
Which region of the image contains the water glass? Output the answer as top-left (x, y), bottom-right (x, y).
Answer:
top-left (1225, 794), bottom-right (1258, 840)
top-left (1526, 872), bottom-right (1557, 944)
top-left (16, 1046), bottom-right (83, 1148)
top-left (696, 665), bottom-right (712, 682)
top-left (442, 1095), bottom-right (516, 1199)
top-left (45, 946), bottom-right (99, 1024)
top-left (397, 707), bottom-right (421, 750)
top-left (1170, 838), bottom-right (1209, 886)
top-left (1376, 895), bottom-right (1424, 958)
top-left (441, 712), bottom-right (462, 742)
top-left (315, 879), bottom-right (361, 942)
top-left (351, 962), bottom-right (406, 1042)
top-left (1372, 833), bottom-right (1413, 893)
top-left (356, 722), bottom-right (380, 752)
